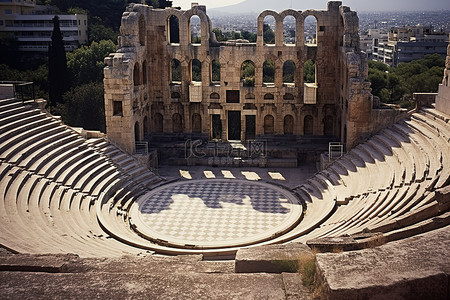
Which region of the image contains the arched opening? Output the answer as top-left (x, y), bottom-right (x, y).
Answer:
top-left (142, 60), bottom-right (147, 85)
top-left (241, 60), bottom-right (255, 87)
top-left (154, 113), bottom-right (163, 133)
top-left (133, 63), bottom-right (140, 86)
top-left (283, 60), bottom-right (295, 85)
top-left (143, 116), bottom-right (149, 136)
top-left (304, 15), bottom-right (317, 45)
top-left (191, 59), bottom-right (202, 82)
top-left (173, 113), bottom-right (182, 133)
top-left (263, 59), bottom-right (275, 84)
top-left (264, 93), bottom-right (274, 100)
top-left (324, 115), bottom-right (334, 135)
top-left (245, 93), bottom-right (255, 100)
top-left (304, 115), bottom-right (313, 135)
top-left (171, 92), bottom-right (181, 99)
top-left (283, 93), bottom-right (294, 100)
top-left (211, 59), bottom-right (220, 83)
top-left (283, 15), bottom-right (296, 45)
top-left (138, 15), bottom-right (145, 46)
top-left (284, 115), bottom-right (294, 135)
top-left (171, 59), bottom-right (181, 82)
top-left (192, 113), bottom-right (201, 133)
top-left (264, 114), bottom-right (275, 134)
top-left (210, 92), bottom-right (220, 100)
top-left (303, 59), bottom-right (316, 84)
top-left (134, 121), bottom-right (140, 141)
top-left (169, 15), bottom-right (180, 44)
top-left (263, 15), bottom-right (275, 45)
top-left (190, 15), bottom-right (201, 45)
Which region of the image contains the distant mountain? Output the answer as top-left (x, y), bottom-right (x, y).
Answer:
top-left (208, 0), bottom-right (450, 15)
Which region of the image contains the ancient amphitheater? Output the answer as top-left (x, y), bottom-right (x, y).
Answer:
top-left (1, 2), bottom-right (449, 299)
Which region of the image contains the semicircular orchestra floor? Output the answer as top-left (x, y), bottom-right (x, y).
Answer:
top-left (129, 179), bottom-right (302, 249)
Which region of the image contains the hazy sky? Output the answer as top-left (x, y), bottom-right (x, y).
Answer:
top-left (171, 0), bottom-right (245, 10)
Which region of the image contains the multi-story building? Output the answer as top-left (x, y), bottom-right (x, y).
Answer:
top-left (372, 25), bottom-right (448, 66)
top-left (360, 28), bottom-right (388, 59)
top-left (0, 0), bottom-right (88, 53)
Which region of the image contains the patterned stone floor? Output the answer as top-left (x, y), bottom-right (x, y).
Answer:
top-left (129, 179), bottom-right (302, 249)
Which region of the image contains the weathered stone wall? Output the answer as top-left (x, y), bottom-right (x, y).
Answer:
top-left (104, 1), bottom-right (404, 153)
top-left (436, 38), bottom-right (450, 115)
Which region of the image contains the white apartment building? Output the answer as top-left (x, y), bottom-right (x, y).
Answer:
top-left (0, 0), bottom-right (88, 53)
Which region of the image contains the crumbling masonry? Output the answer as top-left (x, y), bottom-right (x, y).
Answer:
top-left (104, 1), bottom-right (407, 154)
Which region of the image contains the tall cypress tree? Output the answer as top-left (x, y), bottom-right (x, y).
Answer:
top-left (48, 16), bottom-right (69, 106)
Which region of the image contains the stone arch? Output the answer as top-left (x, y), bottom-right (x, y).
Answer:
top-left (241, 60), bottom-right (255, 87)
top-left (192, 113), bottom-right (201, 133)
top-left (210, 92), bottom-right (220, 100)
top-left (283, 60), bottom-right (295, 84)
top-left (154, 113), bottom-right (163, 133)
top-left (263, 59), bottom-right (275, 84)
top-left (257, 10), bottom-right (282, 46)
top-left (280, 9), bottom-right (302, 45)
top-left (284, 115), bottom-right (294, 135)
top-left (138, 15), bottom-right (145, 46)
top-left (303, 59), bottom-right (316, 84)
top-left (143, 116), bottom-right (149, 136)
top-left (171, 59), bottom-right (181, 82)
top-left (304, 115), bottom-right (313, 135)
top-left (183, 8), bottom-right (211, 46)
top-left (284, 93), bottom-right (294, 100)
top-left (263, 15), bottom-right (276, 45)
top-left (168, 15), bottom-right (180, 44)
top-left (264, 93), bottom-right (274, 100)
top-left (191, 59), bottom-right (202, 82)
top-left (133, 62), bottom-right (140, 86)
top-left (189, 15), bottom-right (201, 44)
top-left (173, 113), bottom-right (183, 133)
top-left (245, 93), bottom-right (255, 100)
top-left (142, 60), bottom-right (147, 84)
top-left (134, 121), bottom-right (140, 141)
top-left (264, 114), bottom-right (275, 134)
top-left (303, 13), bottom-right (318, 45)
top-left (323, 115), bottom-right (334, 135)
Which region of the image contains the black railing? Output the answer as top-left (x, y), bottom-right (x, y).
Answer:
top-left (0, 81), bottom-right (36, 102)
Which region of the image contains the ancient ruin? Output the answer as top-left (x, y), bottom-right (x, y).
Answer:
top-left (104, 1), bottom-right (407, 154)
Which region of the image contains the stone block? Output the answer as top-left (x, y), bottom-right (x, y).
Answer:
top-left (235, 243), bottom-right (313, 273)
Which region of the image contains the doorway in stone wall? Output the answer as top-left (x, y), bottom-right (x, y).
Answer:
top-left (211, 114), bottom-right (222, 140)
top-left (245, 115), bottom-right (256, 140)
top-left (228, 111), bottom-right (241, 140)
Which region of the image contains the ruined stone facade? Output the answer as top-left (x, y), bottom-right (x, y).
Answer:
top-left (104, 1), bottom-right (402, 154)
top-left (436, 37), bottom-right (450, 115)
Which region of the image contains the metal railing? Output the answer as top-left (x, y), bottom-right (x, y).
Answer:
top-left (0, 81), bottom-right (36, 102)
top-left (328, 142), bottom-right (344, 162)
top-left (135, 141), bottom-right (149, 155)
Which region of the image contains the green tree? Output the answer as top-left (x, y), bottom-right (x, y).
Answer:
top-left (0, 33), bottom-right (19, 67)
top-left (303, 59), bottom-right (315, 83)
top-left (53, 82), bottom-right (105, 132)
top-left (66, 40), bottom-right (116, 87)
top-left (48, 16), bottom-right (69, 106)
top-left (241, 31), bottom-right (257, 42)
top-left (263, 23), bottom-right (275, 44)
top-left (242, 60), bottom-right (255, 87)
top-left (263, 60), bottom-right (275, 83)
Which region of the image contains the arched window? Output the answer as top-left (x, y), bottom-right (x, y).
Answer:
top-left (263, 15), bottom-right (275, 45)
top-left (133, 63), bottom-right (140, 86)
top-left (138, 15), bottom-right (145, 46)
top-left (264, 115), bottom-right (274, 134)
top-left (171, 59), bottom-right (181, 82)
top-left (210, 93), bottom-right (220, 100)
top-left (171, 92), bottom-right (181, 98)
top-left (304, 115), bottom-right (313, 135)
top-left (283, 15), bottom-right (296, 45)
top-left (191, 59), bottom-right (202, 82)
top-left (190, 15), bottom-right (201, 44)
top-left (283, 60), bottom-right (295, 84)
top-left (284, 115), bottom-right (294, 135)
top-left (304, 15), bottom-right (317, 45)
top-left (241, 60), bottom-right (255, 87)
top-left (211, 59), bottom-right (220, 82)
top-left (303, 59), bottom-right (316, 84)
top-left (245, 93), bottom-right (255, 99)
top-left (143, 116), bottom-right (149, 136)
top-left (142, 60), bottom-right (147, 84)
top-left (283, 93), bottom-right (294, 100)
top-left (134, 121), bottom-right (140, 141)
top-left (323, 115), bottom-right (334, 135)
top-left (263, 59), bottom-right (275, 84)
top-left (264, 93), bottom-right (274, 100)
top-left (192, 113), bottom-right (201, 133)
top-left (173, 113), bottom-right (182, 133)
top-left (154, 113), bottom-right (163, 133)
top-left (169, 15), bottom-right (180, 44)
